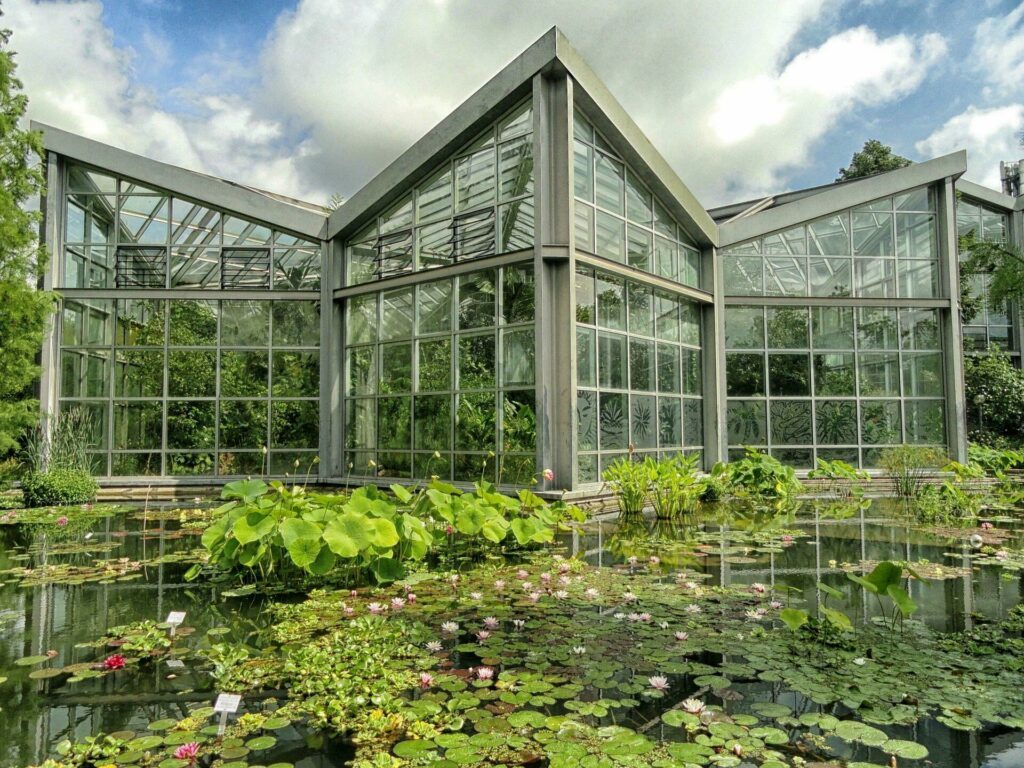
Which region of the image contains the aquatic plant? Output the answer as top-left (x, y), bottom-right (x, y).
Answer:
top-left (710, 448), bottom-right (802, 501)
top-left (646, 453), bottom-right (705, 519)
top-left (601, 456), bottom-right (649, 515)
top-left (807, 457), bottom-right (869, 498)
top-left (878, 444), bottom-right (947, 497)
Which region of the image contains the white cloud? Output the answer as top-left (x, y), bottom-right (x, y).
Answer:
top-left (2, 0), bottom-right (950, 210)
top-left (916, 104), bottom-right (1024, 188)
top-left (973, 3), bottom-right (1024, 96)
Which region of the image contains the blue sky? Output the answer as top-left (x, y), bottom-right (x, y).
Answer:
top-left (7, 0), bottom-right (1024, 207)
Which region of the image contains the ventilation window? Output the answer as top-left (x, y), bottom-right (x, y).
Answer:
top-left (375, 230), bottom-right (413, 279)
top-left (452, 209), bottom-right (495, 262)
top-left (222, 248), bottom-right (270, 288)
top-left (115, 246), bottom-right (167, 288)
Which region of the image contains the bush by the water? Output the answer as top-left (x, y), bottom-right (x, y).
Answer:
top-left (20, 468), bottom-right (97, 508)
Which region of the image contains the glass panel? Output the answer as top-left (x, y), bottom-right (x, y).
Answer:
top-left (595, 152), bottom-right (625, 214)
top-left (654, 236), bottom-right (676, 281)
top-left (271, 401), bottom-right (319, 448)
top-left (457, 392), bottom-right (496, 452)
top-left (577, 389), bottom-right (597, 451)
top-left (115, 350), bottom-right (164, 397)
top-left (113, 452), bottom-right (162, 476)
top-left (627, 227), bottom-right (653, 271)
top-left (656, 343), bottom-right (680, 393)
top-left (857, 308), bottom-right (899, 349)
top-left (808, 214), bottom-right (850, 255)
top-left (597, 273), bottom-right (626, 330)
top-left (346, 398), bottom-right (376, 450)
top-left (499, 135), bottom-right (533, 201)
top-left (723, 256), bottom-right (763, 295)
top-left (347, 294), bottom-right (377, 344)
top-left (815, 400), bottom-right (857, 445)
top-left (170, 247), bottom-right (219, 288)
top-left (895, 188), bottom-right (933, 211)
top-left (499, 200), bottom-right (533, 253)
top-left (631, 394), bottom-right (657, 449)
top-left (458, 270), bottom-right (497, 329)
top-left (273, 301), bottom-right (320, 346)
top-left (905, 401), bottom-right (945, 444)
top-left (224, 216), bottom-right (272, 247)
top-left (766, 307), bottom-right (808, 349)
top-left (900, 308), bottom-right (940, 350)
top-left (380, 195), bottom-right (413, 235)
top-left (764, 226), bottom-right (806, 254)
top-left (811, 306), bottom-right (854, 349)
top-left (768, 353), bottom-right (810, 396)
top-left (168, 351), bottom-right (216, 397)
top-left (595, 210), bottom-right (625, 262)
top-left (629, 339), bottom-right (655, 391)
top-left (575, 267), bottom-right (595, 324)
top-left (902, 352), bottom-right (943, 397)
top-left (573, 141), bottom-right (593, 201)
top-left (808, 258), bottom-right (851, 297)
top-left (627, 283), bottom-right (653, 336)
top-left (575, 202), bottom-right (595, 252)
top-left (770, 400), bottom-right (812, 445)
top-left (69, 164), bottom-right (117, 194)
top-left (348, 240), bottom-right (376, 285)
top-left (458, 333), bottom-right (495, 389)
top-left (861, 400), bottom-right (901, 445)
top-left (813, 353), bottom-right (856, 396)
top-left (219, 400), bottom-right (268, 449)
top-left (381, 288), bottom-right (414, 341)
top-left (502, 328), bottom-right (535, 386)
top-left (682, 349), bottom-right (702, 396)
top-left (274, 246), bottom-right (320, 290)
top-left (727, 400), bottom-right (766, 445)
top-left (726, 353), bottom-right (765, 396)
top-left (347, 346), bottom-right (377, 396)
top-left (725, 306), bottom-right (763, 349)
top-left (598, 333), bottom-right (627, 389)
top-left (898, 260), bottom-right (938, 298)
top-left (417, 166), bottom-right (453, 224)
top-left (680, 302), bottom-right (700, 347)
top-left (116, 300), bottom-right (164, 346)
top-left (503, 264), bottom-right (534, 324)
top-left (418, 280), bottom-right (453, 334)
top-left (577, 328), bottom-right (596, 388)
top-left (598, 392), bottom-right (627, 450)
top-left (503, 390), bottom-right (536, 453)
top-left (765, 257), bottom-right (807, 296)
top-left (171, 199), bottom-right (220, 246)
top-left (658, 397), bottom-right (682, 448)
top-left (169, 300), bottom-right (217, 346)
top-left (858, 352), bottom-right (901, 396)
top-left (896, 213), bottom-right (935, 260)
top-left (378, 397), bottom-right (412, 451)
top-left (273, 351), bottom-right (319, 397)
top-left (455, 146), bottom-right (496, 212)
top-left (64, 299), bottom-right (114, 346)
top-left (166, 400), bottom-right (215, 449)
top-left (418, 338), bottom-right (451, 391)
top-left (220, 351), bottom-right (269, 397)
top-left (119, 195), bottom-right (168, 244)
top-left (654, 292), bottom-right (679, 342)
top-left (221, 301), bottom-right (270, 346)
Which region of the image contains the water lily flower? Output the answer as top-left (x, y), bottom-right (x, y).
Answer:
top-left (344, 605), bottom-right (354, 616)
top-left (445, 524), bottom-right (455, 535)
top-left (56, 516), bottom-right (68, 527)
top-left (494, 579), bottom-right (506, 591)
top-left (391, 597), bottom-right (406, 610)
top-left (102, 654), bottom-right (126, 671)
top-left (732, 744), bottom-right (743, 757)
top-left (686, 604), bottom-right (702, 614)
top-left (542, 468), bottom-right (554, 481)
top-left (554, 590), bottom-right (569, 600)
top-left (512, 619), bottom-right (526, 630)
top-left (682, 581), bottom-right (698, 590)
top-left (449, 574), bottom-right (460, 586)
top-left (419, 671), bottom-right (434, 688)
top-left (781, 535), bottom-right (794, 544)
top-left (476, 666), bottom-right (494, 680)
top-left (628, 556), bottom-right (638, 566)
top-left (828, 559), bottom-right (837, 568)
top-left (745, 610), bottom-right (764, 621)
top-left (658, 621), bottom-right (669, 630)
top-left (648, 675), bottom-right (670, 691)
top-left (559, 576), bottom-right (572, 586)
top-left (852, 657), bottom-right (867, 666)
top-left (557, 562), bottom-right (571, 574)
top-left (674, 631), bottom-right (689, 641)
top-left (627, 612), bottom-right (642, 622)
top-left (613, 612), bottom-right (626, 620)
top-left (751, 582), bottom-right (766, 594)
top-left (649, 556), bottom-right (660, 565)
top-left (638, 612), bottom-right (652, 622)
top-left (368, 602), bottom-right (385, 614)
top-left (770, 601), bottom-right (783, 610)
top-left (46, 649), bottom-right (58, 658)
top-left (407, 593), bottom-right (417, 603)
top-left (585, 588), bottom-right (600, 599)
top-left (441, 621), bottom-right (459, 634)
top-left (470, 591), bottom-right (483, 601)
top-left (172, 743), bottom-right (200, 764)
top-left (475, 629), bottom-right (491, 642)
top-left (681, 698), bottom-right (705, 714)
top-left (350, 590), bottom-right (358, 597)
top-left (622, 591), bottom-right (638, 603)
top-left (521, 581), bottom-right (534, 591)
top-left (572, 646), bottom-right (586, 655)
top-left (483, 616), bottom-right (499, 629)
top-left (516, 569), bottom-right (529, 579)
top-left (528, 592), bottom-right (541, 603)
top-left (996, 549), bottom-right (1009, 561)
top-left (980, 522), bottom-right (994, 530)
top-left (426, 641), bottom-right (443, 652)
top-left (540, 572), bottom-right (552, 583)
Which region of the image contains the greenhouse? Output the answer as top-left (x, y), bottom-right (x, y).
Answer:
top-left (33, 29), bottom-right (1022, 491)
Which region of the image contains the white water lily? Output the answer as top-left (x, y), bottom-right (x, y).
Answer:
top-left (681, 697), bottom-right (706, 714)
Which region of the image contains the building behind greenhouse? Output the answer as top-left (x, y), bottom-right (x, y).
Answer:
top-left (34, 29), bottom-right (1024, 493)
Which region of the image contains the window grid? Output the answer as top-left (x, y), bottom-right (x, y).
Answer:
top-left (572, 110), bottom-right (701, 291)
top-left (58, 298), bottom-right (320, 477)
top-left (957, 198), bottom-right (1014, 354)
top-left (724, 305), bottom-right (945, 468)
top-left (343, 263), bottom-right (537, 486)
top-left (574, 265), bottom-right (704, 485)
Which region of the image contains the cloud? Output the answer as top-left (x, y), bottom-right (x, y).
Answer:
top-left (916, 104), bottom-right (1024, 188)
top-left (3, 0), bottom-right (949, 211)
top-left (973, 3), bottom-right (1024, 96)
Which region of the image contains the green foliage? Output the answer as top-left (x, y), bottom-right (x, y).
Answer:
top-left (836, 138), bottom-right (911, 181)
top-left (646, 454), bottom-right (705, 519)
top-left (878, 444), bottom-right (947, 498)
top-left (964, 352), bottom-right (1024, 443)
top-left (847, 561), bottom-right (922, 632)
top-left (20, 468), bottom-right (97, 508)
top-left (968, 443), bottom-right (1024, 478)
top-left (808, 458), bottom-right (869, 498)
top-left (960, 228), bottom-right (1024, 321)
top-left (198, 478), bottom-right (580, 584)
top-left (24, 407), bottom-right (94, 474)
top-left (0, 25), bottom-right (54, 457)
top-left (602, 457), bottom-right (649, 515)
top-left (710, 448), bottom-right (802, 501)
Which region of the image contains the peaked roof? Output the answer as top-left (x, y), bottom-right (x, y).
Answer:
top-left (327, 27), bottom-right (718, 247)
top-left (717, 151), bottom-right (968, 247)
top-left (33, 121), bottom-right (329, 240)
top-left (956, 178), bottom-right (1019, 211)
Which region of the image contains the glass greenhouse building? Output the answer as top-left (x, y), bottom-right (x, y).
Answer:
top-left (33, 29), bottom-right (1024, 493)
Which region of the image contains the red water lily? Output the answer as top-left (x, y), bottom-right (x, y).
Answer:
top-left (102, 654), bottom-right (126, 671)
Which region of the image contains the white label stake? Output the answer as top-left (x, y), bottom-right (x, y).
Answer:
top-left (214, 693), bottom-right (241, 736)
top-left (165, 611), bottom-right (186, 638)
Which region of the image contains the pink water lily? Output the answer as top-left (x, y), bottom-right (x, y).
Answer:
top-left (483, 616), bottom-right (499, 629)
top-left (674, 631), bottom-right (689, 641)
top-left (516, 569), bottom-right (529, 579)
top-left (172, 743), bottom-right (200, 763)
top-left (390, 597), bottom-right (406, 610)
top-left (648, 675), bottom-right (669, 691)
top-left (540, 572), bottom-right (552, 583)
top-left (622, 591), bottom-right (638, 603)
top-left (751, 582), bottom-right (766, 594)
top-left (554, 590), bottom-right (569, 600)
top-left (528, 591), bottom-right (541, 603)
top-left (542, 468), bottom-right (554, 481)
top-left (419, 672), bottom-right (434, 688)
top-left (494, 579), bottom-right (506, 591)
top-left (102, 654), bottom-right (126, 671)
top-left (476, 630), bottom-right (491, 642)
top-left (56, 516), bottom-right (68, 527)
top-left (407, 593), bottom-right (417, 603)
top-left (649, 556), bottom-right (660, 565)
top-left (470, 591), bottom-right (483, 601)
top-left (585, 588), bottom-right (600, 599)
top-left (980, 522), bottom-right (994, 530)
top-left (476, 666), bottom-right (494, 680)
top-left (367, 602), bottom-right (385, 614)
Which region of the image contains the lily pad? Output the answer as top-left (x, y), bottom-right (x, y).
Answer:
top-left (15, 655), bottom-right (51, 666)
top-left (245, 736), bottom-right (277, 751)
top-left (883, 739), bottom-right (928, 759)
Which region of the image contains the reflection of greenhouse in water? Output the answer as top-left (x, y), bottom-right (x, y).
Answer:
top-left (35, 28), bottom-right (1023, 492)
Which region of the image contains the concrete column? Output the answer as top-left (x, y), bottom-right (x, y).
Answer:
top-left (38, 152), bottom-right (62, 435)
top-left (533, 70), bottom-right (575, 491)
top-left (938, 178), bottom-right (968, 462)
top-left (703, 245), bottom-right (727, 468)
top-left (327, 237), bottom-right (345, 478)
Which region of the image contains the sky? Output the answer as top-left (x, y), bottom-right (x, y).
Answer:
top-left (4, 0), bottom-right (1024, 210)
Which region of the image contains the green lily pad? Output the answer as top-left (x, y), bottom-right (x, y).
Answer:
top-left (28, 668), bottom-right (64, 679)
top-left (245, 736), bottom-right (277, 751)
top-left (147, 719), bottom-right (178, 731)
top-left (127, 735), bottom-right (164, 750)
top-left (883, 739), bottom-right (928, 759)
top-left (15, 655), bottom-right (51, 666)
top-left (393, 739), bottom-right (437, 757)
top-left (262, 716), bottom-right (291, 730)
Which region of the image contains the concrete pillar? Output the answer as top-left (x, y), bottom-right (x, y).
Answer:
top-left (938, 178), bottom-right (968, 462)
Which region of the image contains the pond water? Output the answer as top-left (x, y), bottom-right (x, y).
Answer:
top-left (1, 499), bottom-right (1022, 768)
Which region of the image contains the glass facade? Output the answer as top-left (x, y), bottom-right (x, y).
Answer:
top-left (343, 263), bottom-right (536, 485)
top-left (575, 265), bottom-right (703, 483)
top-left (724, 304), bottom-right (945, 468)
top-left (722, 187), bottom-right (938, 299)
top-left (957, 198), bottom-right (1014, 352)
top-left (60, 297), bottom-right (320, 476)
top-left (573, 111), bottom-right (701, 289)
top-left (346, 101), bottom-right (535, 285)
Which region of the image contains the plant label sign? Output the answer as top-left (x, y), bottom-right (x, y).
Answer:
top-left (214, 693), bottom-right (241, 713)
top-left (165, 658), bottom-right (185, 668)
top-left (165, 611), bottom-right (186, 636)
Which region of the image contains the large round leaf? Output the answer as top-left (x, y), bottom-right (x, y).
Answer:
top-left (232, 513), bottom-right (276, 546)
top-left (323, 512), bottom-right (371, 558)
top-left (366, 517), bottom-right (399, 548)
top-left (279, 518), bottom-right (322, 569)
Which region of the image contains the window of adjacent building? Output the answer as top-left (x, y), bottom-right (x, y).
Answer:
top-left (957, 198), bottom-right (1013, 353)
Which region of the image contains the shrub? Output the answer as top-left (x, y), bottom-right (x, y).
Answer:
top-left (964, 352), bottom-right (1024, 443)
top-left (710, 448), bottom-right (802, 501)
top-left (807, 458), bottom-right (869, 498)
top-left (646, 454), bottom-right (705, 519)
top-left (968, 443), bottom-right (1024, 479)
top-left (0, 456), bottom-right (21, 492)
top-left (602, 457), bottom-right (649, 515)
top-left (20, 468), bottom-right (98, 508)
top-left (878, 445), bottom-right (947, 498)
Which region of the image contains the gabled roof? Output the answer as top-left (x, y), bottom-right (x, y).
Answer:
top-left (33, 121), bottom-right (329, 240)
top-left (327, 27), bottom-right (717, 248)
top-left (955, 178), bottom-right (1018, 211)
top-left (717, 151), bottom-right (968, 247)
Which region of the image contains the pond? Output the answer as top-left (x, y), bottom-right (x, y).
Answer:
top-left (1, 498), bottom-right (1023, 768)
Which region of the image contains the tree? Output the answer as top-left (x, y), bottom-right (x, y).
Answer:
top-left (963, 352), bottom-right (1024, 446)
top-left (836, 139), bottom-right (912, 181)
top-left (960, 230), bottom-right (1024, 318)
top-left (0, 23), bottom-right (54, 456)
